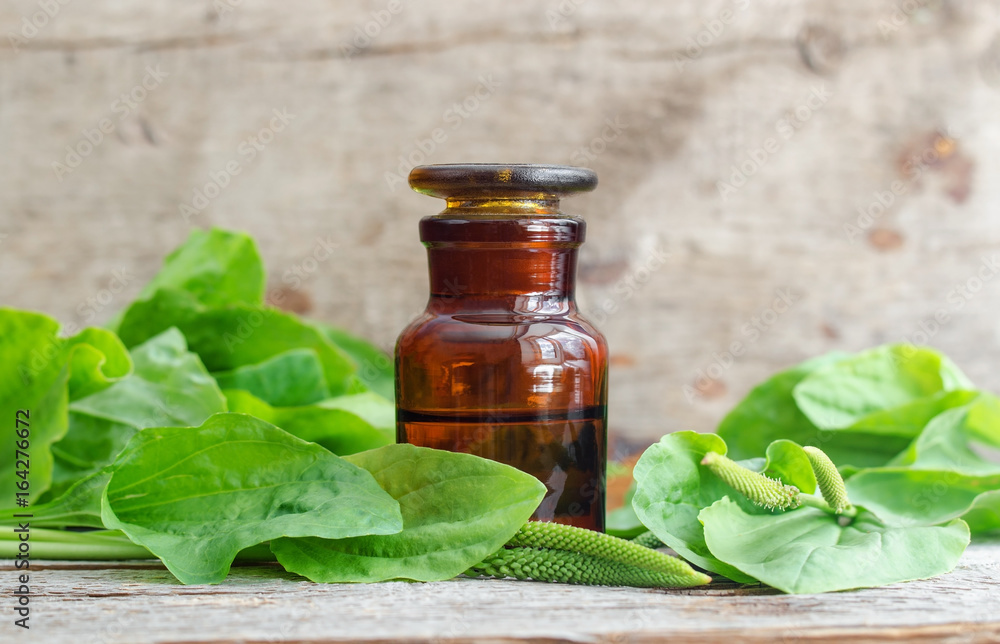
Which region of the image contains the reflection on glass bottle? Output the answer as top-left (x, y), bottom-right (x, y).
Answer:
top-left (395, 164), bottom-right (609, 530)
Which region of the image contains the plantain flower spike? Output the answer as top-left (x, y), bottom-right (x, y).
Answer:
top-left (803, 446), bottom-right (853, 514)
top-left (467, 546), bottom-right (711, 588)
top-left (509, 521), bottom-right (684, 577)
top-left (466, 521), bottom-right (711, 588)
top-left (701, 451), bottom-right (801, 511)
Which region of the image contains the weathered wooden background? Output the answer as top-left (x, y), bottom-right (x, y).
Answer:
top-left (1, 0), bottom-right (999, 442)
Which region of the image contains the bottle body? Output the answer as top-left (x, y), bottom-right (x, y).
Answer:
top-left (396, 205), bottom-right (609, 530)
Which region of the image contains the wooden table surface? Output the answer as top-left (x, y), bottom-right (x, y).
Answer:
top-left (7, 542), bottom-right (1000, 644)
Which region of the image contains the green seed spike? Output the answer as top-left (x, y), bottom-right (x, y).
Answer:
top-left (631, 530), bottom-right (665, 550)
top-left (701, 451), bottom-right (800, 510)
top-left (508, 521), bottom-right (689, 578)
top-left (803, 446), bottom-right (852, 514)
top-left (466, 547), bottom-right (711, 588)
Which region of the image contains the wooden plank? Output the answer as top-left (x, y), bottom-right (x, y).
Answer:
top-left (6, 542), bottom-right (999, 643)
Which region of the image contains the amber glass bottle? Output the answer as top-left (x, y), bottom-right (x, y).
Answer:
top-left (395, 164), bottom-right (609, 531)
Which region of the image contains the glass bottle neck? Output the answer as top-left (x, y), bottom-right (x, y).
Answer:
top-left (420, 211), bottom-right (585, 316)
top-left (426, 244), bottom-right (579, 314)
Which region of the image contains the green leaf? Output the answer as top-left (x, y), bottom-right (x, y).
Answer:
top-left (213, 348), bottom-right (329, 407)
top-left (717, 352), bottom-right (847, 461)
top-left (318, 392), bottom-right (396, 434)
top-left (271, 444), bottom-right (546, 582)
top-left (0, 470), bottom-right (111, 529)
top-left (118, 300), bottom-right (357, 396)
top-left (101, 413), bottom-right (403, 584)
top-left (717, 350), bottom-right (936, 468)
top-left (701, 497), bottom-right (970, 594)
top-left (890, 394), bottom-right (1000, 471)
top-left (224, 390), bottom-right (393, 456)
top-left (757, 439), bottom-right (817, 495)
top-left (64, 328), bottom-right (132, 400)
top-left (847, 467), bottom-right (1000, 528)
top-left (70, 328), bottom-right (226, 429)
top-left (846, 395), bottom-right (1000, 531)
top-left (130, 228), bottom-right (265, 309)
top-left (314, 322), bottom-right (394, 400)
top-left (962, 490), bottom-right (1000, 535)
top-left (631, 431), bottom-right (757, 582)
top-left (841, 390), bottom-right (980, 438)
top-left (793, 345), bottom-right (970, 430)
top-left (0, 309), bottom-right (131, 502)
top-left (606, 481), bottom-right (646, 539)
top-left (47, 329), bottom-right (226, 499)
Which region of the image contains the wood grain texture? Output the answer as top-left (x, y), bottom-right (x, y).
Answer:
top-left (1, 1), bottom-right (999, 440)
top-left (3, 543), bottom-right (999, 643)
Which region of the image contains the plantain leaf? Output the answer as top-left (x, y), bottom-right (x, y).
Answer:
top-left (793, 345), bottom-right (971, 430)
top-left (224, 390), bottom-right (393, 456)
top-left (101, 413), bottom-right (403, 584)
top-left (632, 431), bottom-right (758, 582)
top-left (271, 444), bottom-right (546, 582)
top-left (701, 497), bottom-right (970, 594)
top-left (213, 348), bottom-right (329, 407)
top-left (47, 328), bottom-right (225, 501)
top-left (0, 309), bottom-right (131, 503)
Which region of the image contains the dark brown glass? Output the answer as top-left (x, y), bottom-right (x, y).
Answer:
top-left (395, 164), bottom-right (609, 531)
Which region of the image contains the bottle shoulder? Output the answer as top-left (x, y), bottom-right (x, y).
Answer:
top-left (397, 311), bottom-right (607, 348)
top-left (395, 310), bottom-right (608, 411)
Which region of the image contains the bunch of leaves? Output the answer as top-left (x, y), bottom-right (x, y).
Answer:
top-left (631, 431), bottom-right (970, 593)
top-left (0, 228), bottom-right (709, 590)
top-left (6, 228), bottom-right (994, 594)
top-left (3, 405), bottom-right (704, 588)
top-left (0, 229), bottom-right (416, 581)
top-left (715, 344), bottom-right (1000, 536)
top-left (2, 229), bottom-right (396, 518)
top-left (619, 345), bottom-right (997, 593)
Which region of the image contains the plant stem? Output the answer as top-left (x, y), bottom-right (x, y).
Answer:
top-left (799, 494), bottom-right (858, 518)
top-left (0, 528), bottom-right (276, 562)
top-left (0, 528), bottom-right (152, 560)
